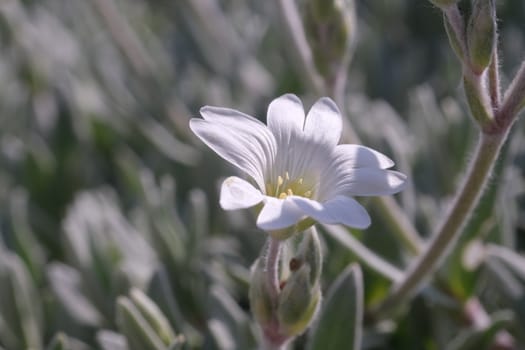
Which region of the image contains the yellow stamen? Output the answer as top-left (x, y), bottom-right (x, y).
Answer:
top-left (279, 192), bottom-right (287, 199)
top-left (287, 189), bottom-right (293, 196)
top-left (298, 178), bottom-right (303, 185)
top-left (285, 171), bottom-right (290, 180)
top-left (277, 176), bottom-right (284, 186)
top-left (304, 190), bottom-right (312, 198)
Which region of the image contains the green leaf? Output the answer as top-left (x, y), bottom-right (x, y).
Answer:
top-left (0, 249), bottom-right (43, 350)
top-left (445, 311), bottom-right (513, 350)
top-left (116, 297), bottom-right (166, 350)
top-left (47, 263), bottom-right (104, 327)
top-left (46, 332), bottom-right (71, 350)
top-left (486, 245), bottom-right (525, 283)
top-left (96, 330), bottom-right (129, 350)
top-left (129, 288), bottom-right (177, 346)
top-left (306, 263), bottom-right (363, 350)
top-left (207, 285), bottom-right (256, 350)
top-left (46, 332), bottom-right (93, 350)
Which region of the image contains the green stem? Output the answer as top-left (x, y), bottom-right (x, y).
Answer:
top-left (322, 225), bottom-right (403, 282)
top-left (374, 130), bottom-right (507, 315)
top-left (372, 197), bottom-right (423, 255)
top-left (495, 60), bottom-right (525, 131)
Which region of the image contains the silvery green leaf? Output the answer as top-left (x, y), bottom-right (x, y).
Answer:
top-left (207, 285), bottom-right (256, 350)
top-left (445, 311), bottom-right (513, 350)
top-left (46, 332), bottom-right (92, 350)
top-left (140, 118), bottom-right (199, 166)
top-left (486, 245), bottom-right (525, 283)
top-left (129, 288), bottom-right (177, 345)
top-left (9, 189), bottom-right (46, 284)
top-left (45, 333), bottom-right (68, 350)
top-left (147, 266), bottom-right (186, 332)
top-left (116, 297), bottom-right (166, 350)
top-left (306, 264), bottom-right (363, 350)
top-left (187, 188), bottom-right (208, 248)
top-left (0, 248), bottom-right (42, 350)
top-left (47, 262), bottom-right (104, 327)
top-left (96, 330), bottom-right (129, 350)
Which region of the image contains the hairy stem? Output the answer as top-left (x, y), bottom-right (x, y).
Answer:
top-left (375, 131), bottom-right (507, 315)
top-left (323, 225), bottom-right (403, 282)
top-left (495, 61), bottom-right (525, 131)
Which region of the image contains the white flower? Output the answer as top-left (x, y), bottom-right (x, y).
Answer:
top-left (189, 94), bottom-right (406, 234)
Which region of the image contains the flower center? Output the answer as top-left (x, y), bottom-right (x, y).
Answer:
top-left (266, 171), bottom-right (314, 199)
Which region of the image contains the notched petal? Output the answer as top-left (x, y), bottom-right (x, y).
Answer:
top-left (332, 144), bottom-right (395, 169)
top-left (267, 94), bottom-right (305, 145)
top-left (304, 97), bottom-right (342, 147)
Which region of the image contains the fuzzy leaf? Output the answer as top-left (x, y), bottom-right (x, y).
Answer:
top-left (306, 264), bottom-right (363, 350)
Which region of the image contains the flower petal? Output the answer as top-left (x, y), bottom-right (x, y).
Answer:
top-left (190, 107), bottom-right (276, 190)
top-left (328, 168), bottom-right (407, 197)
top-left (256, 197), bottom-right (304, 231)
top-left (267, 94), bottom-right (305, 146)
top-left (331, 144), bottom-right (395, 169)
top-left (219, 176), bottom-right (264, 210)
top-left (304, 97), bottom-right (342, 147)
top-left (290, 195), bottom-right (371, 229)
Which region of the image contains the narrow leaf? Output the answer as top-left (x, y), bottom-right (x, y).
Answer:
top-left (445, 311), bottom-right (513, 350)
top-left (306, 263), bottom-right (363, 350)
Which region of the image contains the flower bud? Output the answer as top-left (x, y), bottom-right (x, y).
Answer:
top-left (295, 228), bottom-right (322, 283)
top-left (249, 257), bottom-right (275, 327)
top-left (304, 0), bottom-right (356, 83)
top-left (463, 75), bottom-right (493, 126)
top-left (276, 229), bottom-right (322, 337)
top-left (277, 265), bottom-right (321, 337)
top-left (467, 0), bottom-right (496, 75)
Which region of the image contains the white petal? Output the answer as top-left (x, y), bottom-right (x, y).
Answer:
top-left (266, 94), bottom-right (305, 146)
top-left (190, 107), bottom-right (276, 190)
top-left (290, 195), bottom-right (371, 229)
top-left (331, 145), bottom-right (395, 169)
top-left (304, 97), bottom-right (342, 147)
top-left (219, 176), bottom-right (263, 210)
top-left (256, 197), bottom-right (304, 231)
top-left (329, 169), bottom-right (407, 197)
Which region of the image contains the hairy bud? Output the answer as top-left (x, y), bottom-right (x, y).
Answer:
top-left (277, 265), bottom-right (321, 336)
top-left (467, 0), bottom-right (496, 75)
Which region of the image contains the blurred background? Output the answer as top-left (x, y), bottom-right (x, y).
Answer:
top-left (0, 0), bottom-right (524, 349)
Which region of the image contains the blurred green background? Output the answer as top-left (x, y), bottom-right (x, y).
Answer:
top-left (0, 0), bottom-right (524, 349)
